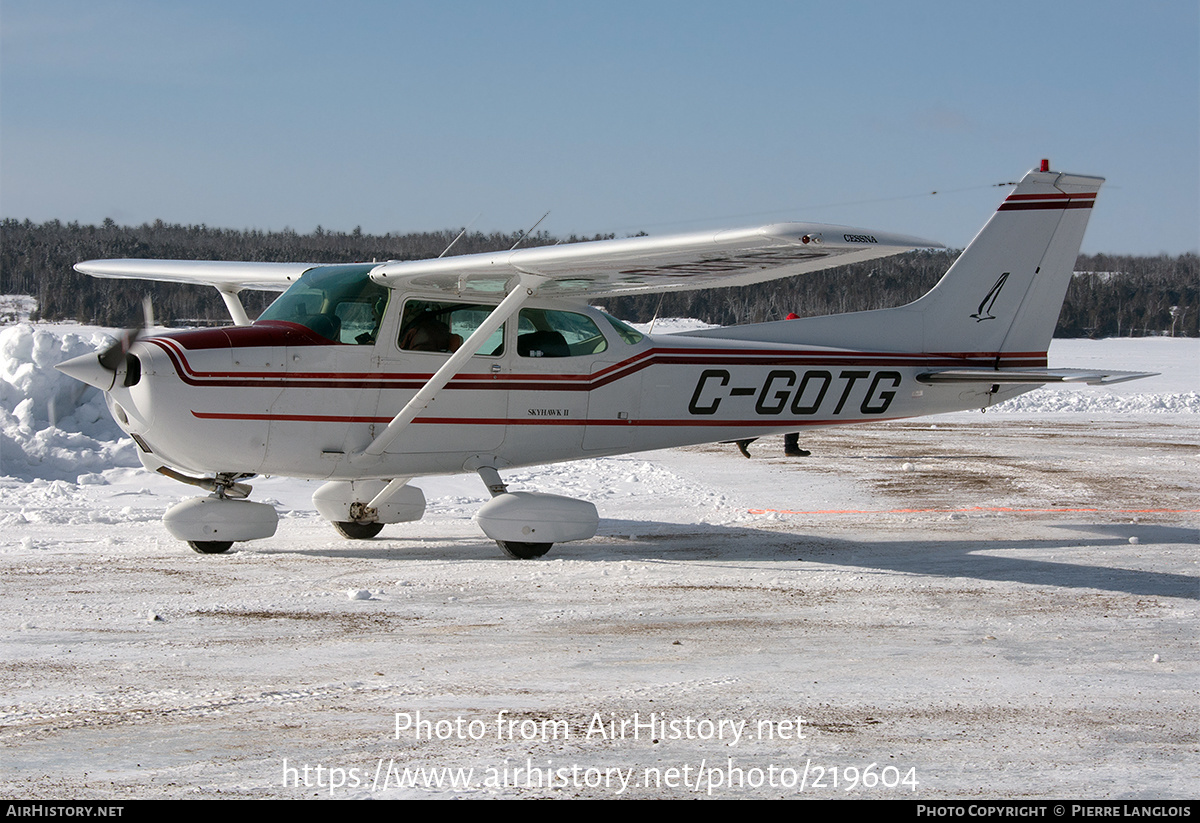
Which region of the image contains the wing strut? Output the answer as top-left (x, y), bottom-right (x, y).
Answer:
top-left (351, 272), bottom-right (545, 463)
top-left (216, 285), bottom-right (252, 326)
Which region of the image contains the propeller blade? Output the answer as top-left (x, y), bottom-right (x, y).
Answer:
top-left (58, 295), bottom-right (155, 391)
top-left (97, 328), bottom-right (139, 372)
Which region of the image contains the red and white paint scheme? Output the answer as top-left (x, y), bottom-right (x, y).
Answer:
top-left (57, 163), bottom-right (1151, 557)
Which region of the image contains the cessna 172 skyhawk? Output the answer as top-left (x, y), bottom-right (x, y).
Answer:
top-left (57, 161), bottom-right (1150, 558)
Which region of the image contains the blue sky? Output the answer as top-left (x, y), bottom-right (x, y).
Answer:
top-left (2, 0), bottom-right (1197, 254)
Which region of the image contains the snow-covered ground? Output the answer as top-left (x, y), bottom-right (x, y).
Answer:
top-left (1, 306), bottom-right (1196, 798)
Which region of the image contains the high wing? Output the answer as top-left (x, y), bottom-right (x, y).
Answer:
top-left (368, 222), bottom-right (942, 298)
top-left (74, 259), bottom-right (318, 325)
top-left (74, 259), bottom-right (315, 291)
top-left (74, 221), bottom-right (941, 303)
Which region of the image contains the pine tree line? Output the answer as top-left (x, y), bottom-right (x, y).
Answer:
top-left (1, 218), bottom-right (1195, 337)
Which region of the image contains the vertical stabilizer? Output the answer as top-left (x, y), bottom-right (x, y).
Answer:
top-left (687, 163), bottom-right (1103, 360)
top-left (912, 165), bottom-right (1103, 356)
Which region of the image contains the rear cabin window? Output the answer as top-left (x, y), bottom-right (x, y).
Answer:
top-left (517, 309), bottom-right (608, 358)
top-left (600, 312), bottom-right (645, 345)
top-left (398, 300), bottom-right (505, 356)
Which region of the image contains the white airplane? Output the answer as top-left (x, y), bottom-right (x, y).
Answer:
top-left (57, 161), bottom-right (1151, 558)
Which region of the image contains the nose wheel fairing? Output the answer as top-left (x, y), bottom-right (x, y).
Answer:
top-left (163, 496), bottom-right (279, 546)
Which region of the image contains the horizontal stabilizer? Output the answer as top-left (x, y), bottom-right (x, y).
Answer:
top-left (916, 368), bottom-right (1158, 386)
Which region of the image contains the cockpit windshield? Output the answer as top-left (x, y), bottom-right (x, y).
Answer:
top-left (256, 264), bottom-right (388, 344)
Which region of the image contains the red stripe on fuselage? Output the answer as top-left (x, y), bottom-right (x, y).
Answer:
top-left (147, 337), bottom-right (1047, 391)
top-left (190, 410), bottom-right (902, 429)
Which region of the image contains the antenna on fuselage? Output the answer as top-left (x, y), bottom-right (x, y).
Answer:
top-left (646, 293), bottom-right (665, 335)
top-left (438, 212), bottom-right (482, 258)
top-left (509, 210), bottom-right (551, 251)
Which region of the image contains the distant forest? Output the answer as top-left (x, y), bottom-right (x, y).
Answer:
top-left (2, 218), bottom-right (1196, 337)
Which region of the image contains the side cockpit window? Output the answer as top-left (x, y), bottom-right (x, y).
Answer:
top-left (257, 264), bottom-right (387, 344)
top-left (517, 309), bottom-right (608, 358)
top-left (398, 300), bottom-right (505, 356)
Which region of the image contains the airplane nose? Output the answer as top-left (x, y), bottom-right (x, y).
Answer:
top-left (55, 351), bottom-right (117, 391)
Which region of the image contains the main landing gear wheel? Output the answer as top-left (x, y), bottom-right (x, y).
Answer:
top-left (188, 540), bottom-right (233, 554)
top-left (334, 521), bottom-right (385, 540)
top-left (497, 541), bottom-right (553, 560)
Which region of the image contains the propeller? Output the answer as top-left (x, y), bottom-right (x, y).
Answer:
top-left (56, 297), bottom-right (155, 391)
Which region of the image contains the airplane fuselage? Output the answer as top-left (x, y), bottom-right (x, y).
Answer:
top-left (108, 296), bottom-right (1036, 481)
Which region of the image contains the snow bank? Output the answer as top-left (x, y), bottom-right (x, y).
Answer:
top-left (629, 317), bottom-right (721, 335)
top-left (0, 295), bottom-right (37, 324)
top-left (990, 388), bottom-right (1200, 414)
top-left (0, 324), bottom-right (139, 481)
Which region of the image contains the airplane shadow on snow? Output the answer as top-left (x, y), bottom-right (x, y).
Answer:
top-left (266, 517), bottom-right (1197, 601)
